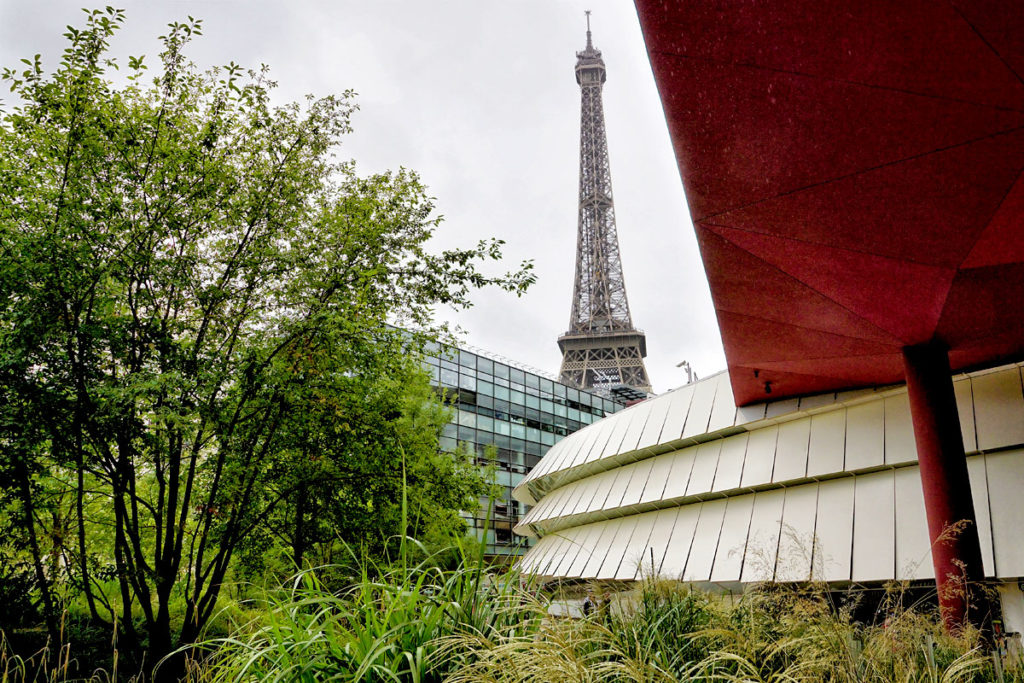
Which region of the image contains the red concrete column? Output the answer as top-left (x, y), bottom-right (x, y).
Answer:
top-left (902, 341), bottom-right (991, 635)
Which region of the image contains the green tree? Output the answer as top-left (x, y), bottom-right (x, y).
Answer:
top-left (0, 8), bottom-right (531, 675)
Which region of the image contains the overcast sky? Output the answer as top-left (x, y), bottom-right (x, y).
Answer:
top-left (0, 0), bottom-right (726, 393)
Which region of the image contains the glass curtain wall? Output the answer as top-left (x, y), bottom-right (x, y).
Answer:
top-left (424, 344), bottom-right (625, 557)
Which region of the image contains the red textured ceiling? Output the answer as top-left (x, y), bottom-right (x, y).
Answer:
top-left (634, 0), bottom-right (1024, 405)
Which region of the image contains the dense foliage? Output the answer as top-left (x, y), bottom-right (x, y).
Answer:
top-left (0, 8), bottom-right (531, 676)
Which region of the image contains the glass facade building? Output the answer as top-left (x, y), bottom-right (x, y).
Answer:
top-left (423, 344), bottom-right (625, 557)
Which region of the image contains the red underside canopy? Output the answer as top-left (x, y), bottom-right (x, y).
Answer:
top-left (634, 0), bottom-right (1024, 405)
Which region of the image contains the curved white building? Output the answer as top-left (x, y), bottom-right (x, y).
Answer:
top-left (513, 364), bottom-right (1024, 595)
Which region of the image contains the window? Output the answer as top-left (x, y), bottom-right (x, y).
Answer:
top-left (476, 356), bottom-right (494, 375)
top-left (493, 363), bottom-right (510, 380)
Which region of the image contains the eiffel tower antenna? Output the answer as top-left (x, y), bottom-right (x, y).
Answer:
top-left (557, 17), bottom-right (652, 396)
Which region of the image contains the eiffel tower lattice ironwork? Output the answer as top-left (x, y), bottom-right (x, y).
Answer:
top-left (558, 14), bottom-right (651, 396)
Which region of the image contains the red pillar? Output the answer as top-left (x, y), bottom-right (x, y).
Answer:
top-left (902, 341), bottom-right (991, 635)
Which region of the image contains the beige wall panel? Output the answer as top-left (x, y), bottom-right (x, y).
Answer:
top-left (686, 441), bottom-right (723, 496)
top-left (954, 378), bottom-right (977, 453)
top-left (550, 481), bottom-right (587, 520)
top-left (596, 515), bottom-right (642, 580)
top-left (985, 450), bottom-right (1024, 577)
top-left (618, 511), bottom-right (660, 580)
top-left (741, 489), bottom-right (786, 582)
top-left (603, 460), bottom-right (641, 511)
top-left (658, 384), bottom-right (697, 444)
top-left (707, 373), bottom-right (739, 433)
top-left (884, 394), bottom-right (917, 465)
top-left (772, 419), bottom-right (811, 483)
top-left (645, 507), bottom-right (684, 577)
top-left (565, 523), bottom-right (606, 577)
top-left (776, 485), bottom-right (819, 582)
top-left (618, 402), bottom-right (654, 455)
top-left (967, 456), bottom-right (995, 576)
top-left (580, 519), bottom-right (622, 578)
top-left (683, 498), bottom-right (729, 582)
top-left (620, 457), bottom-right (656, 508)
top-left (549, 527), bottom-right (586, 577)
top-left (575, 414), bottom-right (623, 468)
top-left (741, 426), bottom-right (779, 487)
top-left (582, 469), bottom-right (618, 514)
top-left (894, 467), bottom-right (933, 580)
top-left (659, 504), bottom-right (702, 580)
top-left (639, 452), bottom-right (675, 504)
top-left (973, 369), bottom-right (1024, 452)
top-left (811, 478), bottom-right (855, 582)
top-left (710, 495), bottom-right (755, 582)
top-left (662, 448), bottom-right (697, 500)
top-left (845, 401), bottom-right (885, 471)
top-left (568, 473), bottom-right (607, 516)
top-left (735, 402), bottom-right (767, 427)
top-left (852, 470), bottom-right (895, 582)
top-left (635, 393), bottom-right (675, 451)
top-left (596, 408), bottom-right (637, 461)
top-left (712, 433), bottom-right (749, 492)
top-left (534, 535), bottom-right (568, 576)
top-left (682, 376), bottom-right (719, 439)
top-left (807, 410), bottom-right (847, 477)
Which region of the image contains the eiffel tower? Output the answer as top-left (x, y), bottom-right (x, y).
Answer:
top-left (558, 14), bottom-right (651, 396)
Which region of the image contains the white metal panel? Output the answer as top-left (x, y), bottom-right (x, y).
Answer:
top-left (954, 378), bottom-right (977, 453)
top-left (564, 421), bottom-right (607, 471)
top-left (659, 504), bottom-right (702, 580)
top-left (710, 494), bottom-right (755, 582)
top-left (772, 419), bottom-right (811, 483)
top-left (531, 535), bottom-right (565, 576)
top-left (639, 452), bottom-right (675, 504)
top-left (741, 489), bottom-right (786, 582)
top-left (776, 484), bottom-right (819, 582)
top-left (811, 478), bottom-right (855, 582)
top-left (740, 426), bottom-right (779, 487)
top-left (620, 457), bottom-right (657, 508)
top-left (516, 540), bottom-right (545, 574)
top-left (884, 394), bottom-right (917, 465)
top-left (686, 441), bottom-right (723, 496)
top-left (661, 448), bottom-right (696, 500)
top-left (583, 469), bottom-right (618, 514)
top-left (985, 450), bottom-right (1024, 578)
top-left (552, 483), bottom-right (593, 520)
top-left (682, 375), bottom-right (719, 439)
top-left (851, 470), bottom-right (895, 582)
top-left (579, 519), bottom-right (621, 578)
top-left (549, 527), bottom-right (586, 577)
top-left (894, 467), bottom-right (933, 580)
top-left (602, 460), bottom-right (642, 511)
top-left (807, 410), bottom-right (847, 478)
top-left (565, 523), bottom-right (605, 577)
top-left (635, 392), bottom-right (675, 451)
top-left (683, 498), bottom-right (728, 582)
top-left (735, 402), bottom-right (767, 427)
top-left (540, 430), bottom-right (587, 477)
top-left (658, 384), bottom-right (697, 443)
top-left (567, 473), bottom-right (608, 517)
top-left (618, 511), bottom-right (660, 580)
top-left (766, 398), bottom-right (800, 420)
top-left (596, 515), bottom-right (641, 580)
top-left (546, 534), bottom-right (580, 577)
top-left (585, 410), bottom-right (631, 465)
top-left (618, 402), bottom-right (654, 455)
top-left (645, 507), bottom-right (683, 576)
top-left (534, 487), bottom-right (569, 522)
top-left (845, 401), bottom-right (885, 471)
top-left (967, 456), bottom-right (995, 576)
top-left (712, 433), bottom-right (749, 492)
top-left (707, 373), bottom-right (738, 433)
top-left (594, 409), bottom-right (636, 462)
top-left (526, 439), bottom-right (566, 480)
top-left (973, 368), bottom-right (1024, 452)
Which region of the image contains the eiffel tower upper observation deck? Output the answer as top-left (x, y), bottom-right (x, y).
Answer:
top-left (557, 15), bottom-right (652, 396)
